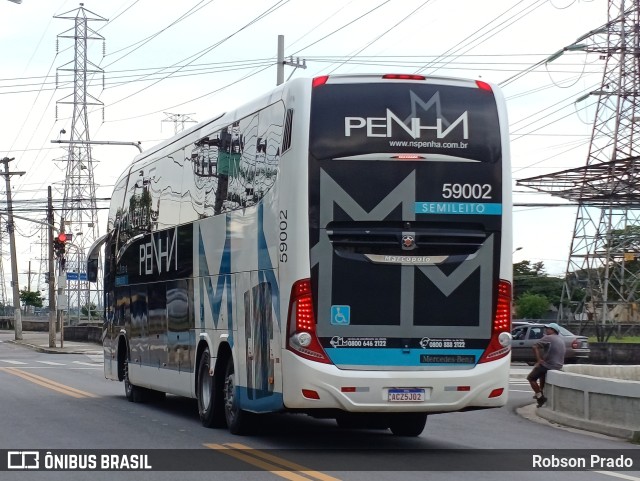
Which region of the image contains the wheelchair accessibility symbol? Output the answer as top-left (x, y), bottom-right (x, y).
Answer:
top-left (330, 305), bottom-right (351, 325)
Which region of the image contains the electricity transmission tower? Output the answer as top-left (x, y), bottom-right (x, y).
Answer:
top-left (54, 4), bottom-right (107, 321)
top-left (162, 112), bottom-right (196, 135)
top-left (517, 1), bottom-right (640, 340)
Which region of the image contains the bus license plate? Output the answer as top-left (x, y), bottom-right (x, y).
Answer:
top-left (388, 388), bottom-right (425, 402)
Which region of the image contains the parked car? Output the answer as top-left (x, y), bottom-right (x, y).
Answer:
top-left (510, 322), bottom-right (590, 365)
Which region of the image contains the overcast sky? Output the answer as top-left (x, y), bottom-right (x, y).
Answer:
top-left (0, 0), bottom-right (608, 296)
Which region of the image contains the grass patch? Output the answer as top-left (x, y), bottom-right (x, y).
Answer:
top-left (587, 336), bottom-right (640, 343)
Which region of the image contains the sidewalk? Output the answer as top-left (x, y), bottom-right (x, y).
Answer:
top-left (0, 330), bottom-right (102, 355)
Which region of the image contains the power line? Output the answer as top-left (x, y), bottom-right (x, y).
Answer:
top-left (103, 0), bottom-right (290, 110)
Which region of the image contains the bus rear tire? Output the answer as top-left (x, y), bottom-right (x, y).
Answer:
top-left (388, 413), bottom-right (427, 437)
top-left (197, 347), bottom-right (225, 428)
top-left (124, 359), bottom-right (146, 403)
top-left (223, 358), bottom-right (252, 435)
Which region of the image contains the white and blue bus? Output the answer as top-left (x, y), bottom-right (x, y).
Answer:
top-left (89, 73), bottom-right (513, 436)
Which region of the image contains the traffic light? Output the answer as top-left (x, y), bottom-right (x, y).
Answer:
top-left (53, 232), bottom-right (68, 258)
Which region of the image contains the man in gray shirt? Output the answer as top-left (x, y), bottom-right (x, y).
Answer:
top-left (526, 322), bottom-right (566, 407)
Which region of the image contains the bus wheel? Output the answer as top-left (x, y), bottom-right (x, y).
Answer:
top-left (197, 347), bottom-right (224, 428)
top-left (124, 359), bottom-right (145, 403)
top-left (147, 390), bottom-right (166, 403)
top-left (388, 413), bottom-right (427, 437)
top-left (223, 358), bottom-right (251, 435)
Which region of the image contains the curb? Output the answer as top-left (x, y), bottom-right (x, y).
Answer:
top-left (6, 339), bottom-right (99, 355)
top-left (516, 403), bottom-right (630, 442)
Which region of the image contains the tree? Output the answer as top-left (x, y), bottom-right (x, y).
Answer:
top-left (19, 288), bottom-right (43, 309)
top-left (516, 293), bottom-right (550, 319)
top-left (81, 303), bottom-right (98, 317)
top-left (513, 260), bottom-right (563, 306)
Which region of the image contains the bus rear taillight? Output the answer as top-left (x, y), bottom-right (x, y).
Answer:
top-left (392, 154), bottom-right (425, 160)
top-left (383, 74), bottom-right (426, 81)
top-left (286, 279), bottom-right (331, 364)
top-left (476, 80), bottom-right (493, 92)
top-left (478, 280), bottom-right (512, 363)
top-left (312, 76), bottom-right (329, 88)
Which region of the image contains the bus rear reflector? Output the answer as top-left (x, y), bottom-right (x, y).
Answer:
top-left (478, 280), bottom-right (512, 363)
top-left (383, 74), bottom-right (426, 80)
top-left (286, 279), bottom-right (331, 364)
top-left (489, 388), bottom-right (504, 398)
top-left (302, 389), bottom-right (320, 400)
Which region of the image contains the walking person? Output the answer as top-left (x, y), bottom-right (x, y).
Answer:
top-left (526, 323), bottom-right (565, 407)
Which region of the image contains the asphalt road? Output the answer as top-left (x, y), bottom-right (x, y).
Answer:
top-left (0, 331), bottom-right (638, 481)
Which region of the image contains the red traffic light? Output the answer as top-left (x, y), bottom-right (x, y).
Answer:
top-left (57, 232), bottom-right (67, 242)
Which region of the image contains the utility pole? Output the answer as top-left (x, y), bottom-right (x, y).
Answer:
top-left (48, 186), bottom-right (56, 347)
top-left (1, 156), bottom-right (25, 340)
top-left (26, 261), bottom-right (32, 292)
top-left (276, 35), bottom-right (306, 86)
top-left (57, 220), bottom-right (65, 348)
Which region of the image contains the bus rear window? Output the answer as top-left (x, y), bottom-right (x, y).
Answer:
top-left (309, 83), bottom-right (501, 163)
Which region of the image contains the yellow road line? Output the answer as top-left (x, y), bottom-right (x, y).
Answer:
top-left (205, 443), bottom-right (341, 481)
top-left (225, 443), bottom-right (341, 481)
top-left (0, 367), bottom-right (97, 398)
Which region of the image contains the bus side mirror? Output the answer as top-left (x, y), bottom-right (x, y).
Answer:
top-left (87, 258), bottom-right (98, 283)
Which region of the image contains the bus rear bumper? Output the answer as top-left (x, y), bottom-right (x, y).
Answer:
top-left (281, 352), bottom-right (510, 412)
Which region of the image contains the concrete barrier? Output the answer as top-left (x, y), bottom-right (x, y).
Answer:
top-left (589, 343), bottom-right (640, 364)
top-left (538, 365), bottom-right (640, 442)
top-left (62, 325), bottom-right (102, 344)
top-left (0, 321), bottom-right (103, 346)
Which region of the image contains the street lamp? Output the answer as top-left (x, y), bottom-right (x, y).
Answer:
top-left (513, 247), bottom-right (523, 254)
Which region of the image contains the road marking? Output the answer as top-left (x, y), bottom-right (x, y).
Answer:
top-left (72, 361), bottom-right (101, 367)
top-left (205, 443), bottom-right (341, 481)
top-left (0, 360), bottom-right (28, 365)
top-left (0, 367), bottom-right (98, 398)
top-left (594, 471), bottom-right (640, 481)
top-left (35, 361), bottom-right (65, 366)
